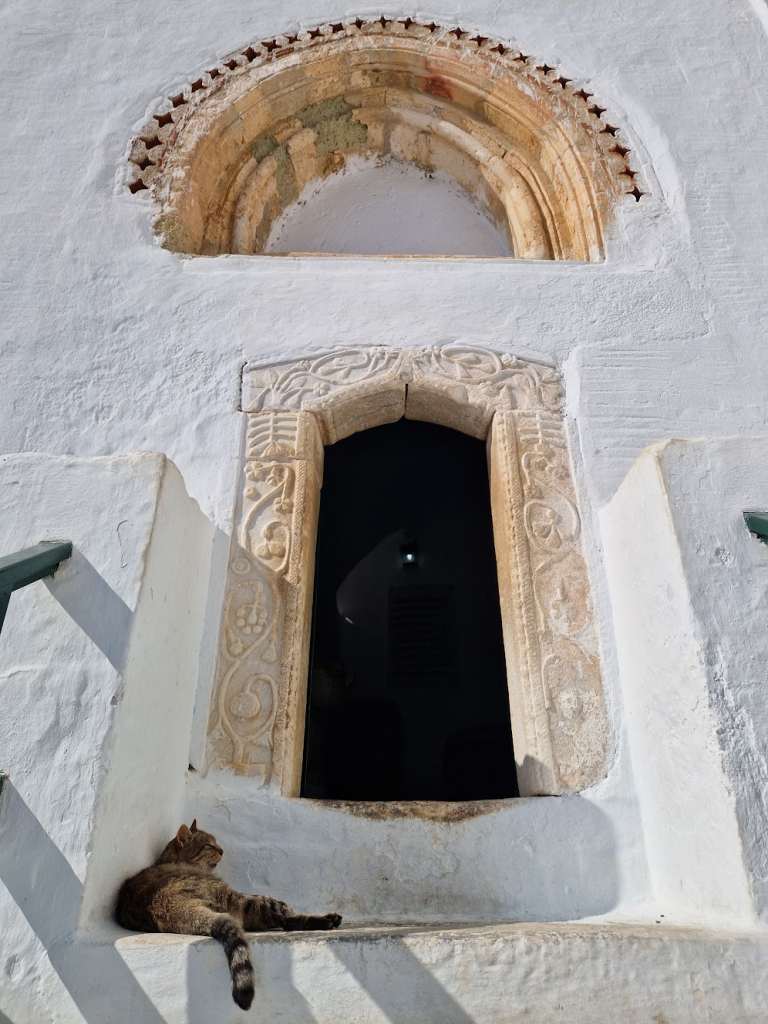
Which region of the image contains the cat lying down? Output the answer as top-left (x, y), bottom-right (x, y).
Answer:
top-left (116, 821), bottom-right (342, 1009)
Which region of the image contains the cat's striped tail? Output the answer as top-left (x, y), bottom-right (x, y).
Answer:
top-left (211, 915), bottom-right (254, 1009)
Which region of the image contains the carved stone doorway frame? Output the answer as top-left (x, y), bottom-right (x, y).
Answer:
top-left (206, 346), bottom-right (608, 798)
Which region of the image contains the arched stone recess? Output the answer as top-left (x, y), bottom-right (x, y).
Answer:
top-left (128, 19), bottom-right (647, 259)
top-left (206, 346), bottom-right (608, 798)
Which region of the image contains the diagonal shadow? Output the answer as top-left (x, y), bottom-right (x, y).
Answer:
top-left (44, 548), bottom-right (133, 672)
top-left (185, 936), bottom-right (320, 1024)
top-left (0, 781), bottom-right (165, 1023)
top-left (331, 935), bottom-right (477, 1024)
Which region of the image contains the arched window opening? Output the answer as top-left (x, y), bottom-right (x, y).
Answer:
top-left (301, 419), bottom-right (517, 801)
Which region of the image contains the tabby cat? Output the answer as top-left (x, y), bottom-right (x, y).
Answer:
top-left (116, 821), bottom-right (342, 1009)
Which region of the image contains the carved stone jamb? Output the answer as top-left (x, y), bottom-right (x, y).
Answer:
top-left (488, 408), bottom-right (608, 795)
top-left (206, 410), bottom-right (323, 786)
top-left (488, 411), bottom-right (550, 793)
top-left (208, 348), bottom-right (412, 791)
top-left (208, 344), bottom-right (609, 797)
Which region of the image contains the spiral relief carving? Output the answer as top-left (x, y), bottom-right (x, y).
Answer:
top-left (242, 348), bottom-right (405, 412)
top-left (207, 559), bottom-right (282, 778)
top-left (240, 463), bottom-right (295, 576)
top-left (514, 411), bottom-right (607, 790)
top-left (208, 345), bottom-right (607, 794)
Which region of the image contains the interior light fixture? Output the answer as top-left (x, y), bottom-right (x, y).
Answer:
top-left (400, 540), bottom-right (418, 567)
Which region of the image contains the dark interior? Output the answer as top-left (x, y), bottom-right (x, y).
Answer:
top-left (301, 418), bottom-right (518, 801)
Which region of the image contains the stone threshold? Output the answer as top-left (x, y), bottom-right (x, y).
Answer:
top-left (70, 918), bottom-right (768, 1023)
top-left (112, 917), bottom-right (768, 948)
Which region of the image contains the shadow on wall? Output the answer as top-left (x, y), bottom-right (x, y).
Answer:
top-left (0, 781), bottom-right (165, 1023)
top-left (182, 761), bottom-right (621, 1019)
top-left (329, 938), bottom-right (478, 1024)
top-left (510, 754), bottom-right (620, 921)
top-left (185, 939), bottom-right (308, 1024)
top-left (45, 548), bottom-right (134, 672)
top-left (185, 932), bottom-right (480, 1024)
top-left (203, 755), bottom-right (620, 926)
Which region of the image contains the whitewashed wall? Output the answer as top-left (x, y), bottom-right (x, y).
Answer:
top-left (1, 0), bottom-right (768, 1019)
top-left (0, 455), bottom-right (214, 1020)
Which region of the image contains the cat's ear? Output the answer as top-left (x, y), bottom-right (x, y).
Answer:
top-left (190, 819), bottom-right (198, 833)
top-left (175, 824), bottom-right (191, 845)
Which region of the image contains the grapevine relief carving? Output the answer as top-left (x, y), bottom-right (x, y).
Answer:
top-left (207, 554), bottom-right (282, 778)
top-left (413, 345), bottom-right (563, 411)
top-left (242, 349), bottom-right (405, 413)
top-left (208, 345), bottom-right (607, 794)
top-left (240, 463), bottom-right (294, 575)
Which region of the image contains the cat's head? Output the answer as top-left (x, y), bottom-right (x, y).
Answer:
top-left (156, 820), bottom-right (223, 869)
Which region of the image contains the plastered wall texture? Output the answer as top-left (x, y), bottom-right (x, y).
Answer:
top-left (0, 455), bottom-right (214, 1021)
top-left (1, 0), bottom-right (768, 1020)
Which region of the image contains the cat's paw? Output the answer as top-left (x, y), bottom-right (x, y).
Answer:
top-left (268, 898), bottom-right (290, 917)
top-left (324, 913), bottom-right (342, 929)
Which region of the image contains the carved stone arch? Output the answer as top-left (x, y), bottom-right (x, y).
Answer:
top-left (127, 19), bottom-right (647, 259)
top-left (207, 345), bottom-right (609, 796)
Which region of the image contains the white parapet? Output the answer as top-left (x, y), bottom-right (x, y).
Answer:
top-left (601, 436), bottom-right (768, 927)
top-left (115, 921), bottom-right (768, 1023)
top-left (0, 453), bottom-right (215, 1021)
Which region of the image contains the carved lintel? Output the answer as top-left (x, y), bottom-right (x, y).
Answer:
top-left (405, 379), bottom-right (492, 438)
top-left (315, 377), bottom-right (406, 444)
top-left (411, 345), bottom-right (563, 414)
top-left (242, 348), bottom-right (407, 413)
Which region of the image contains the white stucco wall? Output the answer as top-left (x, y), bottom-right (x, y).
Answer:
top-left (0, 455), bottom-right (214, 1021)
top-left (601, 438), bottom-right (768, 927)
top-left (2, 0), bottom-right (768, 1019)
top-left (3, 0), bottom-right (767, 521)
top-left (645, 439), bottom-right (768, 921)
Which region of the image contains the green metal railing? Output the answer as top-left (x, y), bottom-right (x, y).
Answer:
top-left (744, 511), bottom-right (768, 544)
top-left (0, 541), bottom-right (73, 637)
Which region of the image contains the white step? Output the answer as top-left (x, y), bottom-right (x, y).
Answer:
top-left (69, 920), bottom-right (768, 1023)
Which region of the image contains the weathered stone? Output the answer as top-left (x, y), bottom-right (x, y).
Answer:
top-left (131, 24), bottom-right (637, 259)
top-left (211, 345), bottom-right (608, 796)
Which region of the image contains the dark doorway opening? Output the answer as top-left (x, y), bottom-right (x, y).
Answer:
top-left (301, 418), bottom-right (518, 801)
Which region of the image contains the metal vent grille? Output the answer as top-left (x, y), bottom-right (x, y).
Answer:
top-left (387, 584), bottom-right (458, 689)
